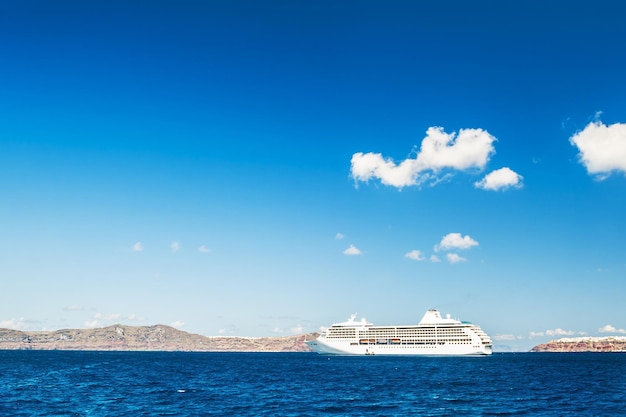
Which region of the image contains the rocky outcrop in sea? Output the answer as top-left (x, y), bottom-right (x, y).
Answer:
top-left (530, 336), bottom-right (626, 352)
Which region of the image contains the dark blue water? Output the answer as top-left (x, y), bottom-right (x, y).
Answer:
top-left (1, 351), bottom-right (625, 416)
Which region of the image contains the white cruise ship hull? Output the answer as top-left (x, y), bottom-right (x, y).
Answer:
top-left (306, 339), bottom-right (492, 356)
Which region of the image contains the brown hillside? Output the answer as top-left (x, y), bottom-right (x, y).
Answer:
top-left (0, 325), bottom-right (316, 352)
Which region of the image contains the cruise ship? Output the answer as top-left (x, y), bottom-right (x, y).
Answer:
top-left (306, 310), bottom-right (492, 356)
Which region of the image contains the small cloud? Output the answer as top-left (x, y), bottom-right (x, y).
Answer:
top-left (170, 321), bottom-right (185, 328)
top-left (546, 328), bottom-right (575, 337)
top-left (171, 241), bottom-right (180, 253)
top-left (435, 233), bottom-right (478, 252)
top-left (350, 126), bottom-right (497, 189)
top-left (474, 167), bottom-right (523, 191)
top-left (218, 328), bottom-right (226, 335)
top-left (405, 249), bottom-right (425, 261)
top-left (529, 331), bottom-right (545, 338)
top-left (343, 244), bottom-right (363, 256)
top-left (91, 312), bottom-right (121, 324)
top-left (84, 320), bottom-right (101, 328)
top-left (63, 305), bottom-right (84, 312)
top-left (599, 324), bottom-right (626, 334)
top-left (493, 334), bottom-right (517, 341)
top-left (335, 233), bottom-right (345, 240)
top-left (429, 255), bottom-right (441, 263)
top-left (570, 120), bottom-right (626, 179)
top-left (446, 253), bottom-right (466, 264)
top-left (272, 327), bottom-right (284, 334)
top-left (0, 317), bottom-right (26, 330)
top-left (133, 241), bottom-right (143, 252)
top-left (198, 245), bottom-right (212, 253)
top-left (291, 325), bottom-right (304, 334)
top-left (127, 314), bottom-right (144, 322)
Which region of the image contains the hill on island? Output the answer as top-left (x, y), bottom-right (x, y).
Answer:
top-left (0, 324), bottom-right (316, 352)
top-left (531, 336), bottom-right (626, 352)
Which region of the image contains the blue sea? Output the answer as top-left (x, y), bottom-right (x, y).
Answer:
top-left (1, 351), bottom-right (625, 416)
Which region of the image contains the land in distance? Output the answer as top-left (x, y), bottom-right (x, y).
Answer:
top-left (531, 336), bottom-right (626, 352)
top-left (0, 324), bottom-right (316, 352)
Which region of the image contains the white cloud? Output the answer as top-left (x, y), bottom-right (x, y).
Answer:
top-left (350, 126), bottom-right (497, 189)
top-left (133, 241), bottom-right (143, 252)
top-left (446, 253), bottom-right (466, 264)
top-left (599, 324), bottom-right (626, 334)
top-left (429, 255), bottom-right (441, 263)
top-left (435, 233), bottom-right (478, 252)
top-left (570, 120), bottom-right (626, 178)
top-left (93, 313), bottom-right (121, 321)
top-left (415, 127), bottom-right (497, 171)
top-left (475, 167), bottom-right (523, 191)
top-left (343, 244), bottom-right (363, 255)
top-left (529, 331), bottom-right (545, 338)
top-left (84, 320), bottom-right (101, 328)
top-left (170, 321), bottom-right (185, 328)
top-left (405, 249), bottom-right (425, 261)
top-left (171, 241), bottom-right (180, 253)
top-left (272, 327), bottom-right (284, 334)
top-left (493, 334), bottom-right (518, 341)
top-left (351, 151), bottom-right (420, 188)
top-left (0, 317), bottom-right (26, 330)
top-left (546, 328), bottom-right (575, 336)
top-left (335, 233), bottom-right (345, 240)
top-left (291, 325), bottom-right (304, 334)
top-left (198, 245), bottom-right (212, 253)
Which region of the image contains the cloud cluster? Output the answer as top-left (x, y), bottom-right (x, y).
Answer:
top-left (131, 241), bottom-right (213, 254)
top-left (599, 324), bottom-right (626, 334)
top-left (493, 334), bottom-right (519, 341)
top-left (0, 317), bottom-right (27, 330)
top-left (351, 126), bottom-right (522, 190)
top-left (405, 232), bottom-right (479, 264)
top-left (570, 120), bottom-right (626, 179)
top-left (84, 312), bottom-right (145, 329)
top-left (545, 328), bottom-right (575, 337)
top-left (529, 328), bottom-right (588, 338)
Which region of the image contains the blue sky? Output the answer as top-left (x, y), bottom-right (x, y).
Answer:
top-left (1, 1), bottom-right (625, 351)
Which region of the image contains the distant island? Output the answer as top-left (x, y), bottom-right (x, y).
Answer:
top-left (531, 336), bottom-right (626, 352)
top-left (0, 324), bottom-right (316, 352)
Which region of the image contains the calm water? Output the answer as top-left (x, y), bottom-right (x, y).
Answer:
top-left (1, 351), bottom-right (625, 416)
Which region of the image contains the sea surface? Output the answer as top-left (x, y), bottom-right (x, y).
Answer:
top-left (1, 351), bottom-right (625, 416)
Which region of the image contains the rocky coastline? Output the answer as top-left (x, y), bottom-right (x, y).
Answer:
top-left (0, 324), bottom-right (316, 352)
